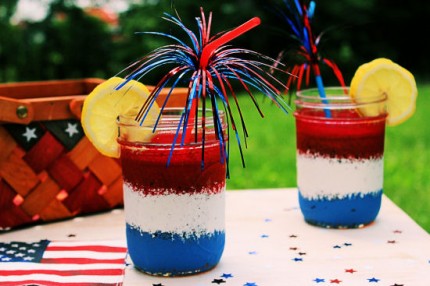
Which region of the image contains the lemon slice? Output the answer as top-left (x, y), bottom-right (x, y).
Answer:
top-left (81, 77), bottom-right (159, 158)
top-left (350, 58), bottom-right (417, 126)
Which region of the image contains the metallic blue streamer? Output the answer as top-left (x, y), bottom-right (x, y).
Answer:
top-left (119, 11), bottom-right (289, 169)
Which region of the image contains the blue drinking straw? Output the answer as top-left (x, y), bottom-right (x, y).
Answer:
top-left (315, 73), bottom-right (331, 118)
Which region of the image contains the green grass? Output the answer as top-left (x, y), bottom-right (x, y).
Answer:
top-left (225, 84), bottom-right (430, 233)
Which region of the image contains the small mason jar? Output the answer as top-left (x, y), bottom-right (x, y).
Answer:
top-left (294, 87), bottom-right (387, 228)
top-left (117, 108), bottom-right (227, 276)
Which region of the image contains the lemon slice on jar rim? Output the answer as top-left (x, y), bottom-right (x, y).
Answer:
top-left (81, 77), bottom-right (160, 158)
top-left (350, 58), bottom-right (417, 126)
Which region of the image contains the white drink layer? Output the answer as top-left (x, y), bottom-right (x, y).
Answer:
top-left (297, 152), bottom-right (383, 200)
top-left (123, 183), bottom-right (225, 236)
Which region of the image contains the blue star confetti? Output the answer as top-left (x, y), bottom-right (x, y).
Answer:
top-left (368, 277), bottom-right (380, 283)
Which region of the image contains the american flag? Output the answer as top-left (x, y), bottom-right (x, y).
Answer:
top-left (0, 239), bottom-right (127, 285)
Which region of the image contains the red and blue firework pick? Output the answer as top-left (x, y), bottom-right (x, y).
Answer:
top-left (274, 0), bottom-right (346, 116)
top-left (117, 8), bottom-right (289, 172)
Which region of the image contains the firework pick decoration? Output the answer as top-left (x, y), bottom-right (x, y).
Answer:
top-left (188, 16), bottom-right (261, 144)
top-left (119, 8), bottom-right (289, 172)
top-left (276, 0), bottom-right (346, 117)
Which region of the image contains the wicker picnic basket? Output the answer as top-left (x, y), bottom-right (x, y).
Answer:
top-left (0, 78), bottom-right (187, 231)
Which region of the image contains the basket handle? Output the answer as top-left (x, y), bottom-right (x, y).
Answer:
top-left (0, 78), bottom-right (104, 124)
top-left (0, 95), bottom-right (86, 124)
top-left (0, 78), bottom-right (190, 124)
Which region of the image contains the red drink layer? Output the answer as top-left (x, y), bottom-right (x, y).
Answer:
top-left (118, 132), bottom-right (226, 195)
top-left (295, 110), bottom-right (386, 159)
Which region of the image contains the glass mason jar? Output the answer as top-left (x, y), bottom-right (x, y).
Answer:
top-left (294, 87), bottom-right (387, 228)
top-left (117, 108), bottom-right (227, 276)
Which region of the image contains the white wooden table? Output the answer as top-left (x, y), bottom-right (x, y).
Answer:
top-left (1, 188), bottom-right (429, 285)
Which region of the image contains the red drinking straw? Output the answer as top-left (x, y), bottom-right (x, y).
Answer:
top-left (200, 17), bottom-right (261, 69)
top-left (185, 17), bottom-right (262, 141)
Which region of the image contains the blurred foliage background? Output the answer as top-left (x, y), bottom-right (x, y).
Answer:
top-left (1, 0), bottom-right (429, 85)
top-left (1, 0), bottom-right (429, 231)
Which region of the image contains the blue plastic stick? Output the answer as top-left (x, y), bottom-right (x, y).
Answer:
top-left (315, 74), bottom-right (332, 118)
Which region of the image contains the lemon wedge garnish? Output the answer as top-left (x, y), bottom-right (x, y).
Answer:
top-left (81, 77), bottom-right (159, 157)
top-left (350, 58), bottom-right (417, 126)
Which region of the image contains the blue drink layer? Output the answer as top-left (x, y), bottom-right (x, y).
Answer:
top-left (298, 190), bottom-right (383, 228)
top-left (126, 224), bottom-right (225, 276)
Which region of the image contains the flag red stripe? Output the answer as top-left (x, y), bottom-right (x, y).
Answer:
top-left (41, 258), bottom-right (125, 264)
top-left (0, 268), bottom-right (124, 277)
top-left (0, 281), bottom-right (122, 286)
top-left (46, 245), bottom-right (127, 252)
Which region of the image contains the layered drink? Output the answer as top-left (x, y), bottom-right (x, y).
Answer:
top-left (118, 109), bottom-right (227, 275)
top-left (295, 87), bottom-right (387, 228)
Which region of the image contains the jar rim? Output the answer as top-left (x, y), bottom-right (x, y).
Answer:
top-left (117, 107), bottom-right (226, 130)
top-left (117, 107), bottom-right (227, 146)
top-left (295, 86), bottom-right (387, 110)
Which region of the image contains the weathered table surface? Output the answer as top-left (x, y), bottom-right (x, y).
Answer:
top-left (2, 188), bottom-right (429, 285)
